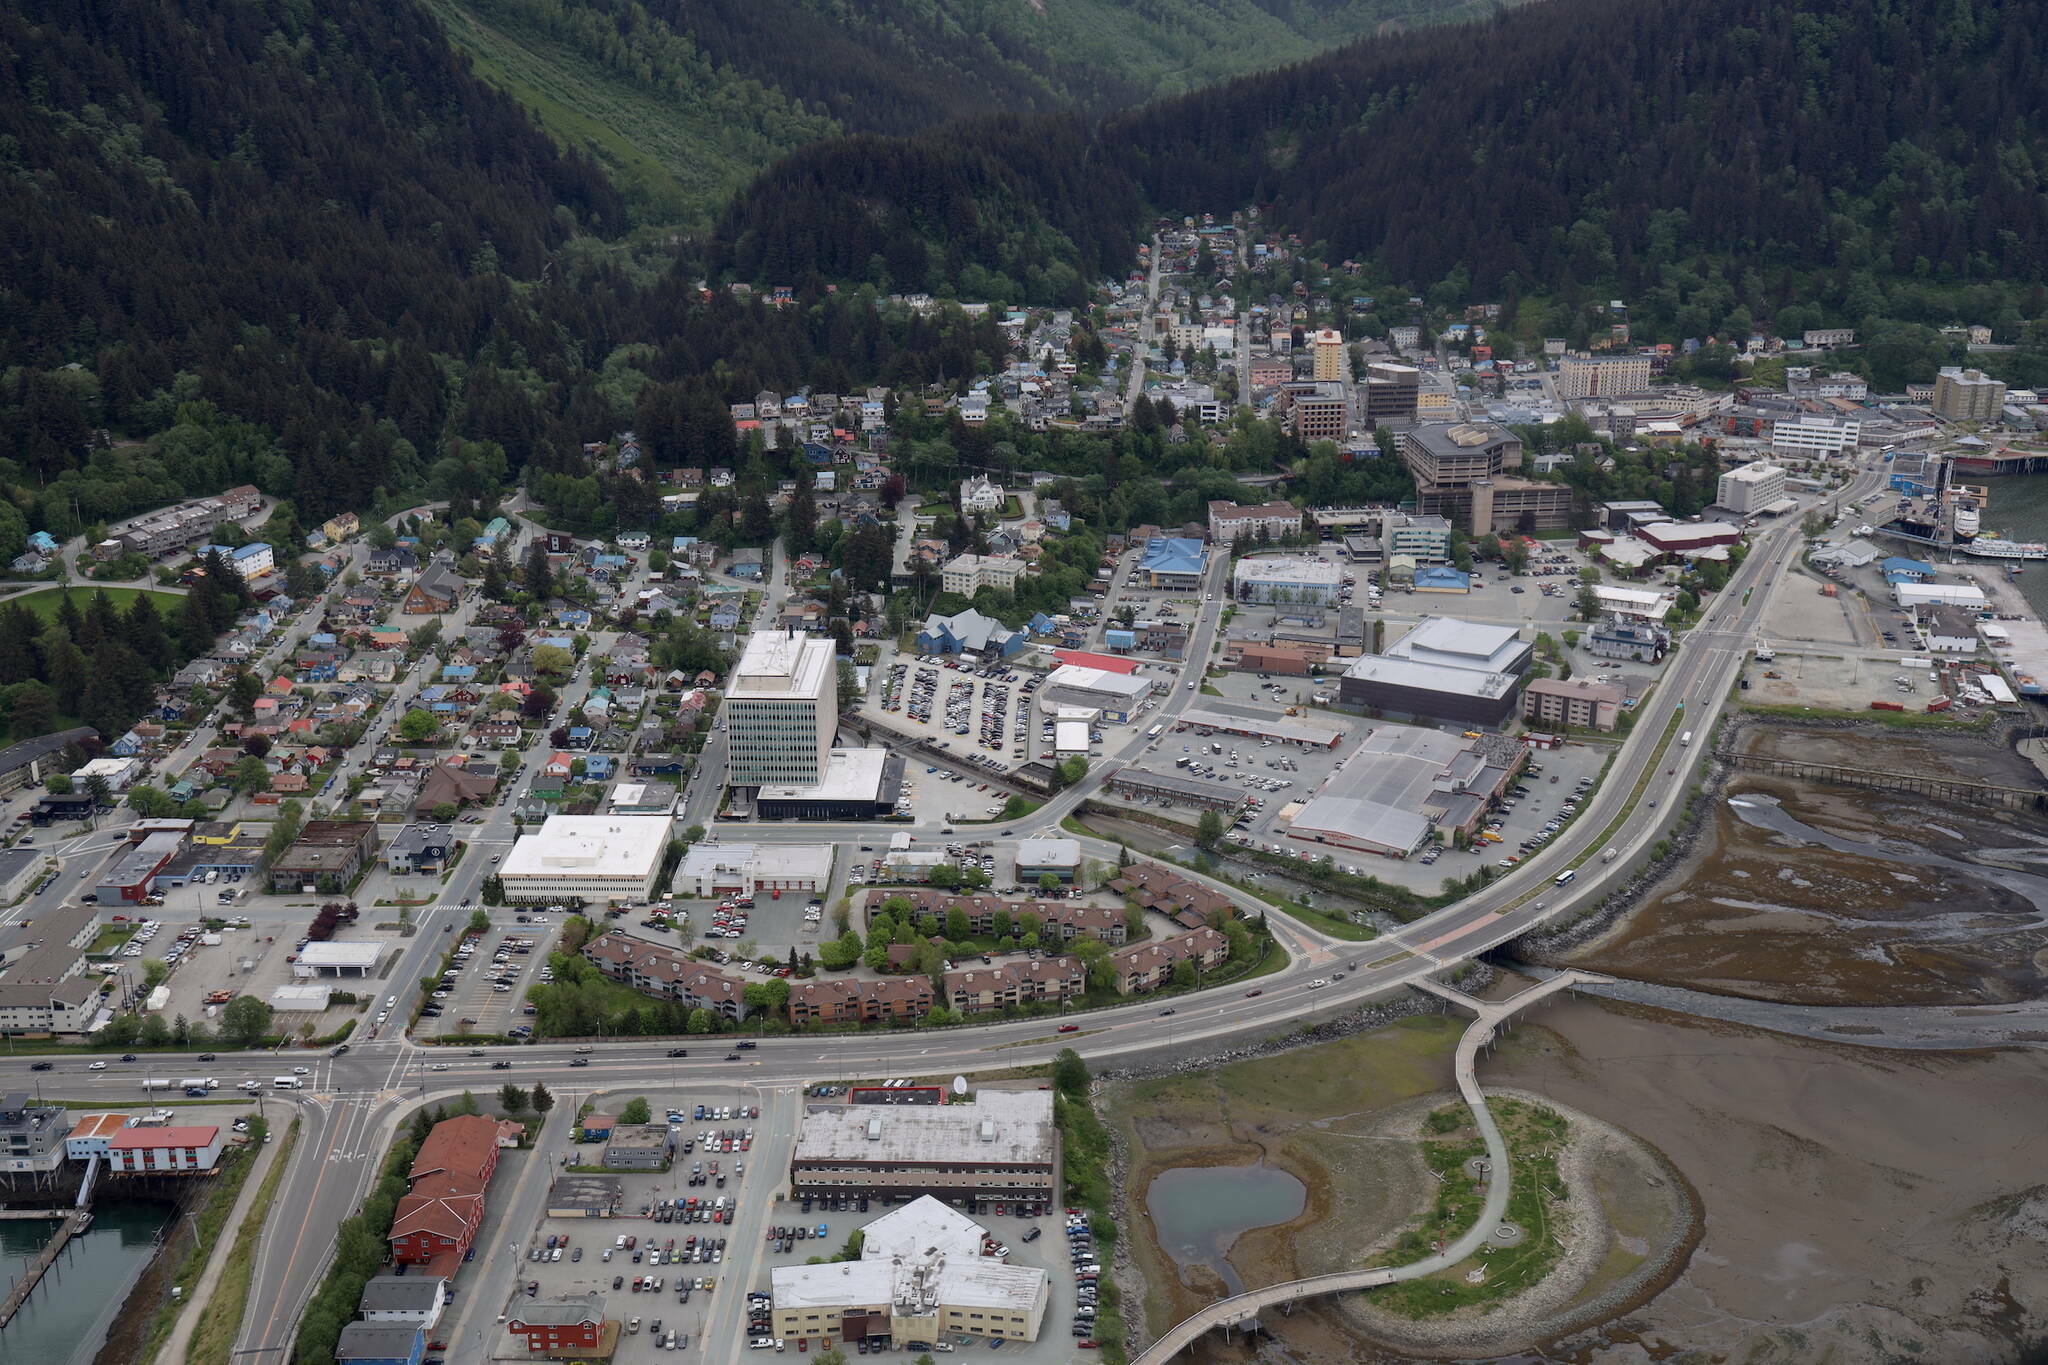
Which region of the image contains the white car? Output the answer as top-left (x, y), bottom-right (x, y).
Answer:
top-left (292, 1066), bottom-right (310, 1075)
top-left (88, 1060), bottom-right (108, 1070)
top-left (240, 1079), bottom-right (262, 1091)
top-left (1309, 978), bottom-right (1328, 989)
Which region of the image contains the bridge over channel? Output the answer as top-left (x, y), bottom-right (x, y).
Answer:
top-left (1129, 971), bottom-right (1612, 1365)
top-left (1717, 749), bottom-right (2047, 812)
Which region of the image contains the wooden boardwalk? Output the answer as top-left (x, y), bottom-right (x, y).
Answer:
top-left (0, 1208), bottom-right (91, 1328)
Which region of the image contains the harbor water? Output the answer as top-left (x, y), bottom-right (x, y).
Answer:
top-left (1146, 1162), bottom-right (1306, 1295)
top-left (1963, 473), bottom-right (2048, 621)
top-left (0, 1199), bottom-right (174, 1365)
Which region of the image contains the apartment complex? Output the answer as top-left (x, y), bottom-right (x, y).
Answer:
top-left (0, 903), bottom-right (101, 1035)
top-left (940, 554), bottom-right (1026, 595)
top-left (1400, 422), bottom-right (1571, 533)
top-left (1284, 381), bottom-right (1349, 441)
top-left (1312, 328), bottom-right (1347, 381)
top-left (582, 929), bottom-right (750, 1021)
top-left (1556, 352), bottom-right (1653, 399)
top-left (788, 1091), bottom-right (1056, 1214)
top-left (1206, 499), bottom-right (1305, 544)
top-left (1717, 462), bottom-right (1788, 514)
top-left (725, 631), bottom-right (838, 787)
top-left (1521, 677), bottom-right (1624, 731)
top-left (1933, 367), bottom-right (2008, 421)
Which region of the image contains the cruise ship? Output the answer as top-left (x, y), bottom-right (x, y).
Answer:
top-left (1956, 536), bottom-right (2048, 561)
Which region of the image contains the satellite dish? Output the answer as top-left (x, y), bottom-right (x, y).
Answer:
top-left (951, 1076), bottom-right (967, 1096)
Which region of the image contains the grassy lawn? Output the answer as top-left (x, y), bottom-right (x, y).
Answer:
top-left (13, 586), bottom-right (186, 622)
top-left (88, 924), bottom-right (136, 954)
top-left (182, 1118), bottom-right (300, 1365)
top-left (1211, 1014), bottom-right (1460, 1112)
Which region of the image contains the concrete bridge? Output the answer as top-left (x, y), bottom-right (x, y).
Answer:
top-left (1129, 971), bottom-right (1612, 1364)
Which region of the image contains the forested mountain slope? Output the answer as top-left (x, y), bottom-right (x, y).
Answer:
top-left (714, 0), bottom-right (2048, 331)
top-left (421, 0), bottom-right (1505, 225)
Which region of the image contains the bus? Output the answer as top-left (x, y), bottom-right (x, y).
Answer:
top-left (1145, 724), bottom-right (1165, 739)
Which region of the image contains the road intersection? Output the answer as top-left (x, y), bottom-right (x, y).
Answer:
top-left (0, 462), bottom-right (1882, 1361)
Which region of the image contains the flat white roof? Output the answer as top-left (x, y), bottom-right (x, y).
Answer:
top-left (1721, 462), bottom-right (1785, 484)
top-left (860, 1196), bottom-right (985, 1262)
top-left (293, 942), bottom-right (382, 968)
top-left (1054, 720), bottom-right (1090, 753)
top-left (501, 816), bottom-right (671, 879)
top-left (676, 842), bottom-right (836, 882)
top-left (730, 631), bottom-right (834, 702)
top-left (1015, 837), bottom-right (1080, 867)
top-left (1045, 665), bottom-right (1153, 700)
top-left (1341, 654), bottom-right (1515, 699)
top-left (1384, 616), bottom-right (1527, 673)
top-left (1231, 555), bottom-right (1342, 586)
top-left (793, 1091), bottom-right (1054, 1168)
top-left (757, 748), bottom-right (890, 803)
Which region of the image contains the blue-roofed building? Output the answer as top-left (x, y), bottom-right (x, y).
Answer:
top-left (1027, 612), bottom-right (1057, 635)
top-left (585, 754), bottom-right (614, 781)
top-left (473, 517), bottom-right (512, 552)
top-left (109, 730), bottom-right (145, 757)
top-left (1138, 537), bottom-right (1209, 590)
top-left (537, 635), bottom-right (574, 652)
top-left (26, 531), bottom-right (57, 555)
top-left (708, 604), bottom-right (742, 631)
top-left (591, 554), bottom-right (629, 576)
top-left (802, 442), bottom-right (834, 465)
top-left (1105, 628), bottom-right (1137, 652)
top-left (1881, 556), bottom-right (1935, 583)
top-left (565, 726), bottom-right (594, 750)
top-left (554, 607), bottom-right (593, 631)
top-left (1413, 565), bottom-right (1472, 593)
top-left (439, 663), bottom-right (477, 683)
top-left (917, 608), bottom-right (1024, 658)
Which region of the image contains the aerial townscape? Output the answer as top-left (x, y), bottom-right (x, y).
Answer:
top-left (2, 1), bottom-right (2048, 1364)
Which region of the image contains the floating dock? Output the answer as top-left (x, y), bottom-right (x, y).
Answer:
top-left (0, 1207), bottom-right (92, 1328)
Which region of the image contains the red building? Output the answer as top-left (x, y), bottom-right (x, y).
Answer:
top-left (507, 1294), bottom-right (606, 1352)
top-left (389, 1115), bottom-right (502, 1269)
top-left (106, 1125), bottom-right (223, 1173)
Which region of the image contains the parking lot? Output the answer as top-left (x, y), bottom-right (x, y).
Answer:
top-left (876, 659), bottom-right (1046, 774)
top-left (419, 917), bottom-right (559, 1037)
top-left (489, 1084), bottom-right (797, 1362)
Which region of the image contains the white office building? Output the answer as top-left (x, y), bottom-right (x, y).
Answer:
top-left (1038, 666), bottom-right (1156, 723)
top-left (1768, 416), bottom-right (1860, 459)
top-left (1231, 555), bottom-right (1343, 606)
top-left (726, 631), bottom-right (838, 788)
top-left (672, 842), bottom-right (835, 898)
top-left (498, 816), bottom-right (672, 905)
top-left (1717, 461), bottom-right (1788, 514)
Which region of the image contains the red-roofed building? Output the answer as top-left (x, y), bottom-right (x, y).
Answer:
top-left (1053, 649), bottom-right (1140, 674)
top-left (390, 1115), bottom-right (503, 1267)
top-left (106, 1125), bottom-right (223, 1173)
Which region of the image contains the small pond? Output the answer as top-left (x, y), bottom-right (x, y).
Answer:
top-left (1146, 1162), bottom-right (1306, 1294)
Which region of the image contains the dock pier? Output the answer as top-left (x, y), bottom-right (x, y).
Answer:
top-left (0, 1207), bottom-right (92, 1328)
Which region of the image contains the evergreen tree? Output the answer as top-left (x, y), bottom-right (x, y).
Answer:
top-left (523, 537), bottom-right (553, 600)
top-left (8, 683), bottom-right (56, 740)
top-left (122, 593), bottom-right (174, 672)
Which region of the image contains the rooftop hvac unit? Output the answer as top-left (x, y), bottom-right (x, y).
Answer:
top-left (865, 1117), bottom-right (884, 1141)
top-left (978, 1120), bottom-right (997, 1143)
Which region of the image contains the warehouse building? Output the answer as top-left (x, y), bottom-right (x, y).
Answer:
top-left (1231, 555), bottom-right (1343, 606)
top-left (788, 1090), bottom-right (1055, 1215)
top-left (106, 1124), bottom-right (224, 1174)
top-left (1284, 725), bottom-right (1522, 857)
top-left (672, 842), bottom-right (834, 897)
top-left (1104, 767), bottom-right (1247, 814)
top-left (770, 1196), bottom-right (1050, 1348)
top-left (499, 815), bottom-right (671, 905)
top-left (1038, 665), bottom-right (1156, 723)
top-left (1336, 617), bottom-right (1531, 726)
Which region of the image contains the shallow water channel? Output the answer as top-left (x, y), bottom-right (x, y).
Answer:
top-left (1146, 1162), bottom-right (1305, 1295)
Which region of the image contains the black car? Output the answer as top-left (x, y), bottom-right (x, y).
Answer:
top-left (492, 1060), bottom-right (512, 1070)
top-left (724, 1053), bottom-right (741, 1061)
top-left (120, 1053), bottom-right (137, 1062)
top-left (29, 1061), bottom-right (52, 1071)
top-left (198, 1053), bottom-right (216, 1062)
top-left (735, 1040), bottom-right (757, 1050)
top-left (666, 1048), bottom-right (689, 1058)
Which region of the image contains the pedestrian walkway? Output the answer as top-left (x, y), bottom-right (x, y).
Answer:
top-left (157, 1127), bottom-right (287, 1362)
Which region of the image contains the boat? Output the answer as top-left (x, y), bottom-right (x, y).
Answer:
top-left (1956, 537), bottom-right (2048, 561)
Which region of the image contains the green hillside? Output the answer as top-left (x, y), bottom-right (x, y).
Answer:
top-left (423, 0), bottom-right (1504, 227)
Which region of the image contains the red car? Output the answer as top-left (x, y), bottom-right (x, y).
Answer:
top-left (1245, 988), bottom-right (1263, 997)
top-left (1057, 1024), bottom-right (1080, 1033)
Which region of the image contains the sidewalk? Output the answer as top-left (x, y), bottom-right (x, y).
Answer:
top-left (157, 1126), bottom-right (288, 1363)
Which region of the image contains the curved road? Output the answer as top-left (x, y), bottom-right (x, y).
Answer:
top-left (0, 466), bottom-right (1881, 1361)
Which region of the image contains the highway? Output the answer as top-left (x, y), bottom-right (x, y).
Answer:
top-left (0, 463), bottom-right (1882, 1362)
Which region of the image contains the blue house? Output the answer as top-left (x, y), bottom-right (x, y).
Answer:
top-left (709, 605), bottom-right (742, 631)
top-left (590, 553), bottom-right (629, 577)
top-left (109, 730), bottom-right (145, 757)
top-left (537, 635), bottom-right (574, 652)
top-left (565, 726), bottom-right (594, 750)
top-left (1105, 628), bottom-right (1137, 652)
top-left (585, 754), bottom-right (615, 781)
top-left (802, 442), bottom-right (835, 465)
top-left (168, 778), bottom-right (199, 801)
top-left (1881, 556), bottom-right (1935, 584)
top-left (731, 548), bottom-right (765, 580)
top-left (1027, 612), bottom-right (1057, 635)
top-left (25, 531), bottom-right (57, 556)
top-left (438, 663), bottom-right (477, 683)
top-left (554, 607), bottom-right (593, 631)
top-left (632, 755), bottom-right (686, 777)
